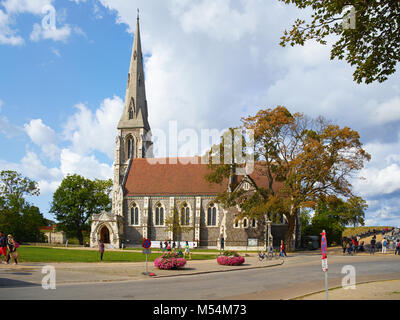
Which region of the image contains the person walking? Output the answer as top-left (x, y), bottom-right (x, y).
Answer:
top-left (159, 241), bottom-right (163, 253)
top-left (6, 235), bottom-right (18, 265)
top-left (98, 240), bottom-right (105, 261)
top-left (184, 241), bottom-right (192, 260)
top-left (280, 240), bottom-right (287, 257)
top-left (0, 232), bottom-right (8, 264)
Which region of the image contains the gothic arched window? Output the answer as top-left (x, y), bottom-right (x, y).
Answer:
top-left (128, 98), bottom-right (135, 119)
top-left (127, 137), bottom-right (134, 159)
top-left (207, 203), bottom-right (217, 226)
top-left (181, 203), bottom-right (190, 225)
top-left (155, 203), bottom-right (164, 226)
top-left (130, 203), bottom-right (139, 226)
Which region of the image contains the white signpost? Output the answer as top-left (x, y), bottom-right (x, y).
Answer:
top-left (142, 238), bottom-right (152, 276)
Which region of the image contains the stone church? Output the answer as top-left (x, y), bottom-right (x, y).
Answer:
top-left (90, 16), bottom-right (300, 250)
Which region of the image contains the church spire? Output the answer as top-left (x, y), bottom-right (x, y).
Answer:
top-left (118, 13), bottom-right (150, 131)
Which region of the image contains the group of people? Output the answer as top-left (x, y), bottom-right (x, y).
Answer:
top-left (343, 231), bottom-right (400, 256)
top-left (342, 236), bottom-right (364, 255)
top-left (160, 240), bottom-right (193, 260)
top-left (0, 232), bottom-right (19, 265)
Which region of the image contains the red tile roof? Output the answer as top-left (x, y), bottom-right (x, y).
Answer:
top-left (124, 157), bottom-right (281, 196)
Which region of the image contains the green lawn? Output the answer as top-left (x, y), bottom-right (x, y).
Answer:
top-left (16, 246), bottom-right (217, 263)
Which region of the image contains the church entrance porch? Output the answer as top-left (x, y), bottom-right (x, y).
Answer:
top-left (100, 226), bottom-right (110, 244)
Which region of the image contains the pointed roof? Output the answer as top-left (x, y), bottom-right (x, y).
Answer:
top-left (118, 13), bottom-right (150, 131)
top-left (124, 157), bottom-right (283, 196)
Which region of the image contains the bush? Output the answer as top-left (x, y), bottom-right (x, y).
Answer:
top-left (154, 252), bottom-right (187, 270)
top-left (217, 251), bottom-right (245, 266)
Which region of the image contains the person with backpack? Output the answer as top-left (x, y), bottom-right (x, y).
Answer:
top-left (0, 232), bottom-right (7, 264)
top-left (382, 238), bottom-right (387, 254)
top-left (6, 235), bottom-right (18, 265)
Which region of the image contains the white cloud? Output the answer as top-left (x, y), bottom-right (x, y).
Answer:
top-left (63, 96), bottom-right (123, 159)
top-left (30, 22), bottom-right (72, 42)
top-left (68, 0), bottom-right (86, 4)
top-left (0, 100), bottom-right (24, 137)
top-left (60, 148), bottom-right (112, 180)
top-left (170, 0), bottom-right (258, 42)
top-left (24, 119), bottom-right (60, 160)
top-left (354, 164), bottom-right (400, 197)
top-left (0, 151), bottom-right (63, 195)
top-left (2, 0), bottom-right (53, 15)
top-left (370, 97), bottom-right (400, 125)
top-left (0, 9), bottom-right (24, 45)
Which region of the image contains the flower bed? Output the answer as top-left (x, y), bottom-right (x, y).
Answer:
top-left (217, 250), bottom-right (245, 266)
top-left (154, 252), bottom-right (187, 270)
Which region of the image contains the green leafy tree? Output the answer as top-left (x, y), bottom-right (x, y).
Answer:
top-left (164, 207), bottom-right (195, 243)
top-left (280, 0), bottom-right (400, 84)
top-left (0, 170), bottom-right (45, 242)
top-left (50, 175), bottom-right (112, 245)
top-left (306, 210), bottom-right (345, 246)
top-left (205, 107), bottom-right (370, 251)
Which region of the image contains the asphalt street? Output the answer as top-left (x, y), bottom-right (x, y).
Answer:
top-left (0, 254), bottom-right (399, 300)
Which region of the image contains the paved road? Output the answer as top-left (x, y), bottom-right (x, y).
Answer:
top-left (1, 254), bottom-right (399, 300)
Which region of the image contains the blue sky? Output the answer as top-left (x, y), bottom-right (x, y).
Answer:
top-left (0, 0), bottom-right (400, 227)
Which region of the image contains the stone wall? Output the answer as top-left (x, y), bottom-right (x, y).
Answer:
top-left (121, 195), bottom-right (294, 249)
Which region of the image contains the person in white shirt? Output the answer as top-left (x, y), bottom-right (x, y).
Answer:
top-left (382, 238), bottom-right (387, 254)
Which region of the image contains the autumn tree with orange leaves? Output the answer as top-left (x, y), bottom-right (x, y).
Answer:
top-left (205, 106), bottom-right (370, 251)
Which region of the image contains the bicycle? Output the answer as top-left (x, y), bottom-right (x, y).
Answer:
top-left (258, 248), bottom-right (280, 261)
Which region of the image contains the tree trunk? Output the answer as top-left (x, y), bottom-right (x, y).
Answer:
top-left (77, 230), bottom-right (84, 246)
top-left (285, 211), bottom-right (297, 252)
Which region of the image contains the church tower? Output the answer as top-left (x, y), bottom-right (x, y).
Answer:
top-left (113, 13), bottom-right (153, 216)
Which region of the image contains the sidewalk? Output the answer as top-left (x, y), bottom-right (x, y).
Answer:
top-left (0, 256), bottom-right (284, 287)
top-left (297, 279), bottom-right (400, 300)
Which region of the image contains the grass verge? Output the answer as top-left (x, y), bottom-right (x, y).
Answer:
top-left (14, 246), bottom-right (217, 263)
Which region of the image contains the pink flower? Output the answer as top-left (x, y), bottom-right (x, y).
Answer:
top-left (154, 256), bottom-right (187, 270)
top-left (217, 254), bottom-right (245, 266)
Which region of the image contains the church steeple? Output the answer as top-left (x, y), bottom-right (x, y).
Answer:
top-left (118, 12), bottom-right (150, 131)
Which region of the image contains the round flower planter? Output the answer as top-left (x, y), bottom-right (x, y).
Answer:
top-left (154, 252), bottom-right (187, 270)
top-left (217, 251), bottom-right (245, 266)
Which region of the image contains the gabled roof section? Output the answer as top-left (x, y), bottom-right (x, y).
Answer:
top-left (124, 158), bottom-right (282, 196)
